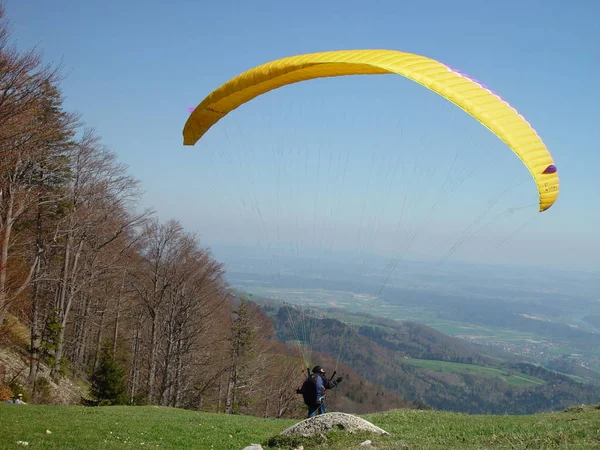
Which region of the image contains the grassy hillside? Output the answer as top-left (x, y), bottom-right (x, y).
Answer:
top-left (1, 404), bottom-right (599, 449)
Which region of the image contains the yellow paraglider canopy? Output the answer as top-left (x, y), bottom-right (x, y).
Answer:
top-left (183, 49), bottom-right (559, 212)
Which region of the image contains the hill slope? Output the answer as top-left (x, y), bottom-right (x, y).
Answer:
top-left (0, 316), bottom-right (87, 405)
top-left (268, 305), bottom-right (600, 414)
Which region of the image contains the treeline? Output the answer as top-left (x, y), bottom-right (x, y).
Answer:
top-left (357, 321), bottom-right (492, 365)
top-left (0, 6), bottom-right (304, 417)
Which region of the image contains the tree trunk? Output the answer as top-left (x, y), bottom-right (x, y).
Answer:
top-left (225, 364), bottom-right (237, 414)
top-left (173, 344), bottom-right (183, 407)
top-left (112, 271), bottom-right (126, 356)
top-left (129, 317), bottom-right (142, 404)
top-left (27, 256), bottom-right (42, 387)
top-left (146, 312), bottom-right (158, 402)
top-left (160, 332), bottom-right (173, 406)
top-left (217, 375), bottom-right (222, 413)
top-left (92, 305), bottom-right (107, 371)
top-left (74, 295), bottom-right (90, 368)
top-left (51, 238), bottom-right (83, 378)
top-left (0, 185), bottom-right (15, 325)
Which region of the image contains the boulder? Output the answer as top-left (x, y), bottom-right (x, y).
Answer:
top-left (279, 412), bottom-right (389, 438)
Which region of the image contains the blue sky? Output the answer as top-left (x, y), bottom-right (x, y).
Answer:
top-left (5, 0), bottom-right (600, 272)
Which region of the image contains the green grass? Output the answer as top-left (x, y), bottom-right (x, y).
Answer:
top-left (1, 404), bottom-right (599, 449)
top-left (401, 358), bottom-right (546, 387)
top-left (0, 405), bottom-right (295, 449)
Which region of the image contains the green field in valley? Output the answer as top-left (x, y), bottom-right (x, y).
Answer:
top-left (401, 358), bottom-right (546, 387)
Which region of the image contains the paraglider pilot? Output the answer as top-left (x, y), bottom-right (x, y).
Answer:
top-left (297, 365), bottom-right (343, 418)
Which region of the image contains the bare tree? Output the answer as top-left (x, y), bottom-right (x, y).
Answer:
top-left (157, 240), bottom-right (228, 407)
top-left (130, 218), bottom-right (229, 405)
top-left (131, 218), bottom-right (185, 402)
top-left (224, 299), bottom-right (274, 414)
top-left (48, 129), bottom-right (147, 378)
top-left (0, 7), bottom-right (78, 324)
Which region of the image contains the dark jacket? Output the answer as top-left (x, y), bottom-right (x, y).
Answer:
top-left (299, 373), bottom-right (340, 407)
top-left (315, 373), bottom-right (338, 397)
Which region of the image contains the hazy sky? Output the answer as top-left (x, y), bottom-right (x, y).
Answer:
top-left (5, 0), bottom-right (600, 272)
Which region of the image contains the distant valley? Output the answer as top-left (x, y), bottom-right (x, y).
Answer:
top-left (214, 247), bottom-right (600, 380)
top-left (256, 302), bottom-right (600, 414)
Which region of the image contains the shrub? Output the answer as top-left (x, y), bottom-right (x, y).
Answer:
top-left (0, 384), bottom-right (12, 401)
top-left (34, 376), bottom-right (52, 404)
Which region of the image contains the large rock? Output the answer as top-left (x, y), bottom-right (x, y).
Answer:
top-left (279, 412), bottom-right (390, 438)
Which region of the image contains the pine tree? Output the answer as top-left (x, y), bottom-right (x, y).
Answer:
top-left (90, 343), bottom-right (128, 406)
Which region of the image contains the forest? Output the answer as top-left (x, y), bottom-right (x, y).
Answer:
top-left (0, 5), bottom-right (314, 418)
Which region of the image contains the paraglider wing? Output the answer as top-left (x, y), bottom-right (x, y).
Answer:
top-left (183, 49), bottom-right (559, 212)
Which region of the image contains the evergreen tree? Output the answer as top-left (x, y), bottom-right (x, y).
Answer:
top-left (90, 343), bottom-right (128, 406)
